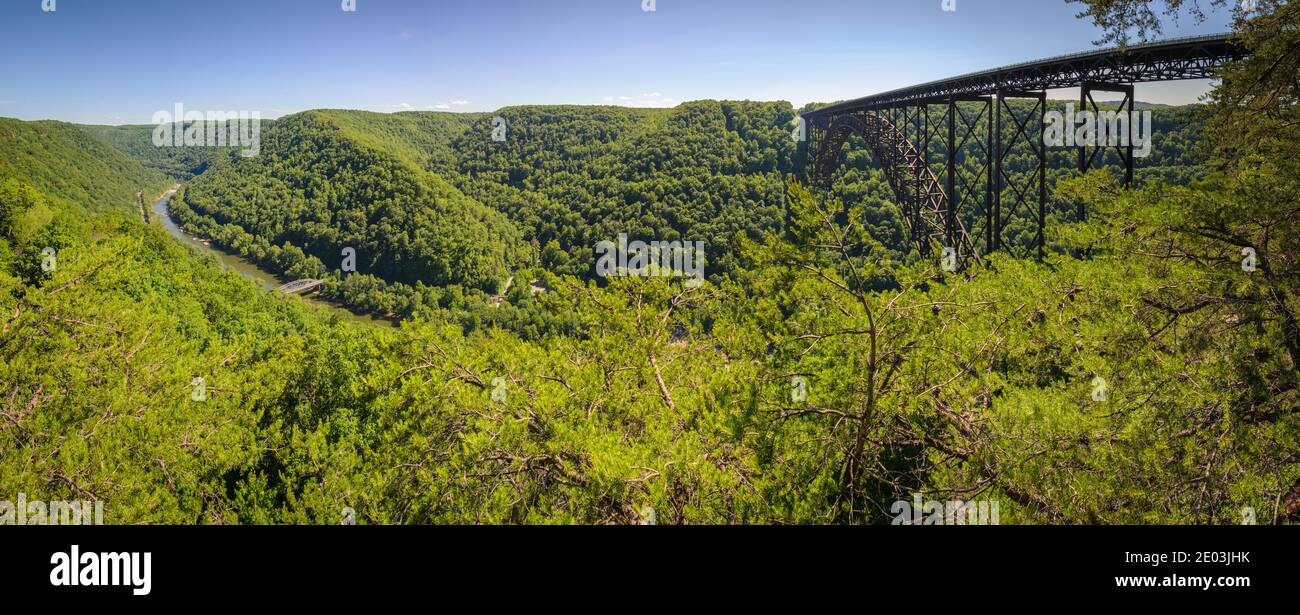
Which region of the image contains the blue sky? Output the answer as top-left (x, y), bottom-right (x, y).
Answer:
top-left (0, 0), bottom-right (1236, 124)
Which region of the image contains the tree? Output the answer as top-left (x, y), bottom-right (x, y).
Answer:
top-left (1069, 1), bottom-right (1298, 156)
top-left (0, 178), bottom-right (45, 241)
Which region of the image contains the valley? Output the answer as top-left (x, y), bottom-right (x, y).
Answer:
top-left (1, 0), bottom-right (1296, 527)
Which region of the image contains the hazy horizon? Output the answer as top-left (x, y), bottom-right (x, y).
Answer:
top-left (0, 0), bottom-right (1229, 124)
top-left (19, 89), bottom-right (1214, 128)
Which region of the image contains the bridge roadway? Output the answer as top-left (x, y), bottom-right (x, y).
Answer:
top-left (805, 34), bottom-right (1242, 118)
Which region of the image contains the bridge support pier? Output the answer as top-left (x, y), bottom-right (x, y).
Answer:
top-left (994, 89), bottom-right (1047, 261)
top-left (949, 96), bottom-right (993, 259)
top-left (946, 100), bottom-right (956, 254)
top-left (924, 96), bottom-right (993, 260)
top-left (1078, 82), bottom-right (1136, 221)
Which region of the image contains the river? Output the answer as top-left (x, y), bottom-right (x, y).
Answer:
top-left (150, 189), bottom-right (393, 326)
top-left (151, 189), bottom-right (281, 290)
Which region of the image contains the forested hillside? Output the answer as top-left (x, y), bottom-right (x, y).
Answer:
top-left (0, 118), bottom-right (170, 216)
top-left (80, 123), bottom-right (233, 180)
top-left (172, 110), bottom-right (524, 294)
top-left (0, 119), bottom-right (170, 292)
top-left (2, 160), bottom-right (1295, 524)
top-left (155, 100), bottom-right (1207, 325)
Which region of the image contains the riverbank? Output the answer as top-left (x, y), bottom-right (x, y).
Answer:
top-left (150, 189), bottom-right (396, 327)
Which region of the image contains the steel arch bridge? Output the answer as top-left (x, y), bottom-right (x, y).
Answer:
top-left (801, 34), bottom-right (1247, 263)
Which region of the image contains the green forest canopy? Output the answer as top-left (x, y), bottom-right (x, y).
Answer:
top-left (2, 0), bottom-right (1297, 523)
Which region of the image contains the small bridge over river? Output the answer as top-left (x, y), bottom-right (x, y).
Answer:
top-left (801, 34), bottom-right (1247, 263)
top-left (277, 279), bottom-right (323, 294)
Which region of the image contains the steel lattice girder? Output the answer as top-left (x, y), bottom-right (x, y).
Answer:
top-left (808, 111), bottom-right (978, 261)
top-left (802, 34), bottom-right (1247, 262)
top-left (993, 90), bottom-right (1048, 261)
top-left (804, 34), bottom-right (1244, 120)
top-left (1080, 82), bottom-right (1136, 191)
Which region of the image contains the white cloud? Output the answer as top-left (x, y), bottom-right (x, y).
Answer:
top-left (427, 100), bottom-right (469, 110)
top-left (601, 92), bottom-right (678, 109)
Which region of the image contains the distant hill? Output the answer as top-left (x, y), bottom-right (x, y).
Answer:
top-left (101, 100), bottom-right (1207, 319)
top-left (0, 118), bottom-right (170, 215)
top-left (303, 102), bottom-right (799, 280)
top-left (166, 101), bottom-right (801, 296)
top-left (80, 123), bottom-right (240, 180)
top-left (1085, 99), bottom-right (1177, 109)
top-left (172, 110), bottom-right (524, 292)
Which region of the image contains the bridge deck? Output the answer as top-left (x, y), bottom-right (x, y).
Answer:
top-left (805, 34), bottom-right (1243, 119)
